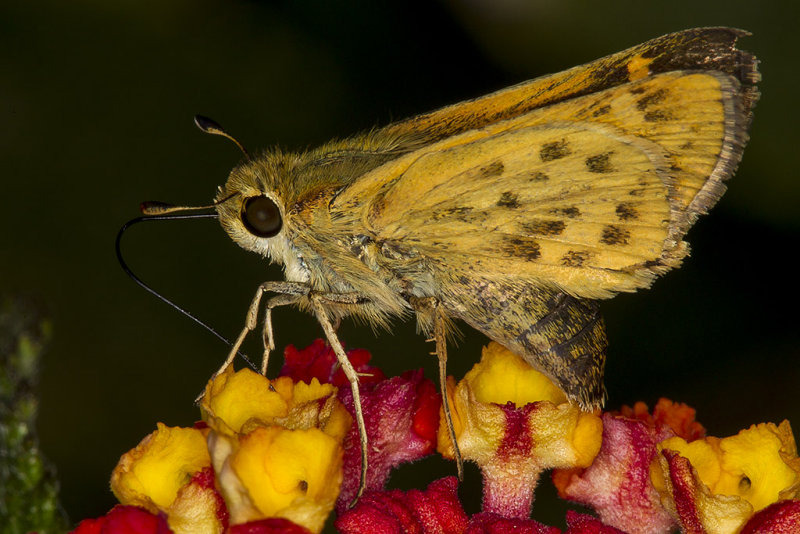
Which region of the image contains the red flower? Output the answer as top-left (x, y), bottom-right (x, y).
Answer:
top-left (335, 477), bottom-right (468, 534)
top-left (229, 517), bottom-right (312, 534)
top-left (280, 339), bottom-right (385, 387)
top-left (617, 398), bottom-right (705, 441)
top-left (563, 511), bottom-right (626, 533)
top-left (70, 505), bottom-right (172, 534)
top-left (740, 499), bottom-right (800, 533)
top-left (465, 512), bottom-right (560, 533)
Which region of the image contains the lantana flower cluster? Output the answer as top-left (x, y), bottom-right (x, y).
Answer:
top-left (71, 340), bottom-right (800, 534)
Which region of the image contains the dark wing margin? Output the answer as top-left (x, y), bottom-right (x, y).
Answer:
top-left (380, 27), bottom-right (759, 144)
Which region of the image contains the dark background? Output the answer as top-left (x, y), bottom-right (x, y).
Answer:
top-left (2, 0), bottom-right (798, 530)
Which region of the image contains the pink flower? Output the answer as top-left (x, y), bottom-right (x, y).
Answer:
top-left (465, 512), bottom-right (560, 533)
top-left (336, 369), bottom-right (441, 510)
top-left (337, 477), bottom-right (563, 533)
top-left (554, 413), bottom-right (676, 534)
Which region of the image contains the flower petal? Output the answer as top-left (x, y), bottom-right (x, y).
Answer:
top-left (69, 505), bottom-right (172, 534)
top-left (229, 518), bottom-right (312, 534)
top-left (555, 414), bottom-right (676, 534)
top-left (336, 370), bottom-right (440, 511)
top-left (280, 339), bottom-right (385, 387)
top-left (166, 466), bottom-right (228, 534)
top-left (564, 510), bottom-right (627, 533)
top-left (466, 512), bottom-right (561, 533)
top-left (656, 421), bottom-right (800, 532)
top-left (111, 424), bottom-right (211, 513)
top-left (217, 426), bottom-right (342, 533)
top-left (740, 499), bottom-right (800, 533)
top-left (335, 477), bottom-right (468, 534)
top-left (617, 398), bottom-right (705, 441)
top-left (438, 343), bottom-right (602, 519)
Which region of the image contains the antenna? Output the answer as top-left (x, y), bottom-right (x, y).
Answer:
top-left (139, 191), bottom-right (237, 216)
top-left (194, 115), bottom-right (250, 159)
top-left (115, 212), bottom-right (256, 370)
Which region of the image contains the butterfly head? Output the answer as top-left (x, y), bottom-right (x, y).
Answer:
top-left (216, 155), bottom-right (288, 254)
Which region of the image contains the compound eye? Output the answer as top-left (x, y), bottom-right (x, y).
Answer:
top-left (242, 195), bottom-right (282, 237)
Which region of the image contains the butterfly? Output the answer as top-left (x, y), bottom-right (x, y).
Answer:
top-left (139, 27), bottom-right (759, 500)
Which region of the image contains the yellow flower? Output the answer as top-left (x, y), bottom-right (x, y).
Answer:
top-left (437, 343), bottom-right (602, 518)
top-left (655, 421), bottom-right (800, 533)
top-left (466, 341), bottom-right (567, 407)
top-left (202, 365), bottom-right (350, 533)
top-left (219, 426), bottom-right (343, 532)
top-left (111, 423), bottom-right (211, 512)
top-left (200, 366), bottom-right (348, 440)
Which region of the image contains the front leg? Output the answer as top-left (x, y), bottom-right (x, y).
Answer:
top-left (308, 293), bottom-right (370, 506)
top-left (214, 281), bottom-right (310, 379)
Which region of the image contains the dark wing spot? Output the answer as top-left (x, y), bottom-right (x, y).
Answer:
top-left (629, 86), bottom-right (647, 95)
top-left (432, 206), bottom-right (472, 221)
top-left (497, 191), bottom-right (521, 209)
top-left (679, 141), bottom-right (694, 150)
top-left (636, 88), bottom-right (669, 110)
top-left (550, 206), bottom-right (581, 218)
top-left (522, 219), bottom-right (566, 236)
top-left (629, 188), bottom-right (645, 197)
top-left (600, 225), bottom-right (630, 246)
top-left (615, 202), bottom-right (638, 221)
top-left (644, 110), bottom-right (674, 122)
top-left (591, 104), bottom-right (612, 117)
top-left (586, 152), bottom-right (614, 173)
top-left (479, 160), bottom-right (504, 178)
top-left (540, 140), bottom-right (571, 162)
top-left (502, 237), bottom-right (541, 261)
top-left (526, 171), bottom-right (550, 182)
top-left (561, 250), bottom-right (592, 267)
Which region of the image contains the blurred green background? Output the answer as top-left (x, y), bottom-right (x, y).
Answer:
top-left (2, 0), bottom-right (799, 530)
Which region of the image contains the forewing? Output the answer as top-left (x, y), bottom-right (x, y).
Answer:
top-left (331, 28), bottom-right (758, 300)
top-left (335, 68), bottom-right (751, 298)
top-left (380, 123), bottom-right (674, 298)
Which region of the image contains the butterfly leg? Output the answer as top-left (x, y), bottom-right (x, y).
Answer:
top-left (258, 285), bottom-right (360, 374)
top-left (261, 293), bottom-right (303, 374)
top-left (213, 281), bottom-right (310, 379)
top-left (308, 292), bottom-right (369, 506)
top-left (431, 299), bottom-right (464, 480)
top-left (411, 296), bottom-right (464, 480)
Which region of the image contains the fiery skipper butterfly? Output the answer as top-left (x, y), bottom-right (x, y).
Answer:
top-left (137, 27), bottom-right (758, 499)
